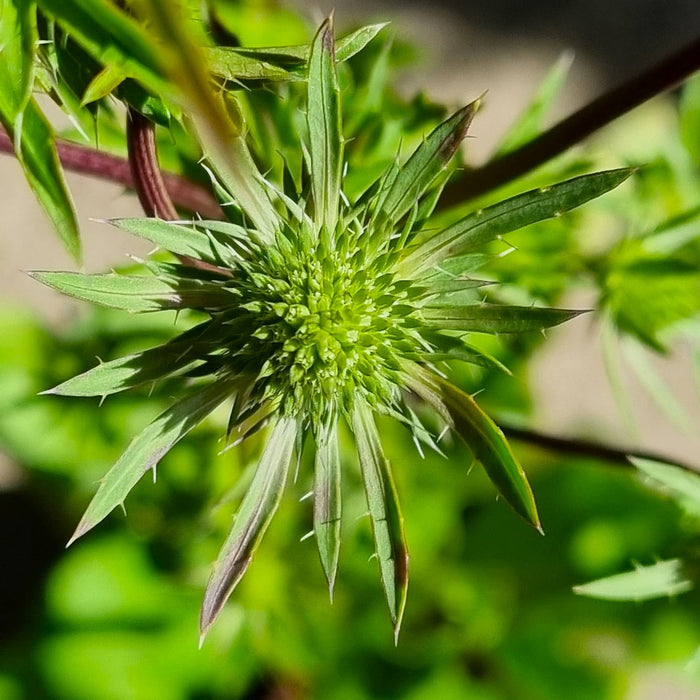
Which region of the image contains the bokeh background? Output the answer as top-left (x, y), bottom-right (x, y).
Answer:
top-left (0, 1), bottom-right (698, 698)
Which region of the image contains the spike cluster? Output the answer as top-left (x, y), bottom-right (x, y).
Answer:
top-left (216, 219), bottom-right (422, 420)
top-left (35, 16), bottom-right (633, 641)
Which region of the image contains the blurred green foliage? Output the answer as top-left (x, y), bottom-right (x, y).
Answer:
top-left (0, 301), bottom-right (698, 698)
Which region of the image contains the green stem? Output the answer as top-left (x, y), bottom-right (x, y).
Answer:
top-left (439, 35), bottom-right (700, 206)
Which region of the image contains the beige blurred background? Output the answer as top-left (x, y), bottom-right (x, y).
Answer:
top-left (0, 0), bottom-right (698, 473)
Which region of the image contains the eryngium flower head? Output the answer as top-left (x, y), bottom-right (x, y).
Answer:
top-left (34, 18), bottom-right (632, 640)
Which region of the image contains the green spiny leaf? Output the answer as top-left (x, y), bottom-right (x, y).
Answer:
top-left (401, 168), bottom-right (635, 276)
top-left (372, 99), bottom-right (480, 229)
top-left (30, 271), bottom-right (232, 312)
top-left (313, 415), bottom-right (342, 595)
top-left (334, 23), bottom-right (389, 62)
top-left (200, 416), bottom-right (297, 641)
top-left (110, 218), bottom-right (240, 264)
top-left (307, 17), bottom-right (342, 233)
top-left (43, 321), bottom-right (218, 397)
top-left (207, 50), bottom-right (299, 82)
top-left (402, 363), bottom-right (540, 529)
top-left (417, 343), bottom-right (511, 375)
top-left (353, 401), bottom-right (408, 640)
top-left (210, 22), bottom-right (388, 71)
top-left (420, 303), bottom-right (584, 334)
top-left (68, 376), bottom-right (237, 547)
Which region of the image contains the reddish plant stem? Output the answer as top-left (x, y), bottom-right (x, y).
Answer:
top-left (0, 127), bottom-right (223, 219)
top-left (125, 109), bottom-right (230, 275)
top-left (500, 423), bottom-right (698, 474)
top-left (126, 109), bottom-right (179, 219)
top-left (440, 35), bottom-right (700, 206)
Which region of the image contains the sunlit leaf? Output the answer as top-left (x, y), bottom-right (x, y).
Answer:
top-left (307, 17), bottom-right (342, 232)
top-left (353, 401), bottom-right (408, 639)
top-left (402, 363), bottom-right (540, 528)
top-left (200, 416), bottom-right (297, 640)
top-left (574, 559), bottom-right (694, 601)
top-left (0, 0), bottom-right (35, 123)
top-left (0, 2), bottom-right (80, 260)
top-left (36, 0), bottom-right (168, 96)
top-left (81, 64), bottom-right (126, 105)
top-left (401, 169), bottom-right (634, 275)
top-left (68, 377), bottom-right (237, 546)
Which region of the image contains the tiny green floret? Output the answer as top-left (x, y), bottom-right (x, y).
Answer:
top-left (222, 221), bottom-right (421, 420)
top-left (35, 16), bottom-right (634, 641)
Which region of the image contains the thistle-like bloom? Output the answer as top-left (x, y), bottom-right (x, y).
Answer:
top-left (34, 19), bottom-right (631, 640)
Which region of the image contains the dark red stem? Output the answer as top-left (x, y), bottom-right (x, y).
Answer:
top-left (125, 109), bottom-right (231, 275)
top-left (501, 423), bottom-right (698, 474)
top-left (0, 127), bottom-right (222, 219)
top-left (440, 35), bottom-right (700, 206)
top-left (126, 109), bottom-right (179, 219)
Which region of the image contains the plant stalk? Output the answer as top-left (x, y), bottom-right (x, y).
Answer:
top-left (126, 108), bottom-right (179, 220)
top-left (439, 35), bottom-right (700, 206)
top-left (0, 127), bottom-right (222, 219)
top-left (125, 109), bottom-right (230, 275)
top-left (500, 423), bottom-right (698, 474)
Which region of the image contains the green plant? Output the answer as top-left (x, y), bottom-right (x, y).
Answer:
top-left (1, 0), bottom-right (698, 656)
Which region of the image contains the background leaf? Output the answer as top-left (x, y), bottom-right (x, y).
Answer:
top-left (495, 52), bottom-right (574, 155)
top-left (632, 456), bottom-right (700, 515)
top-left (574, 559), bottom-right (694, 601)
